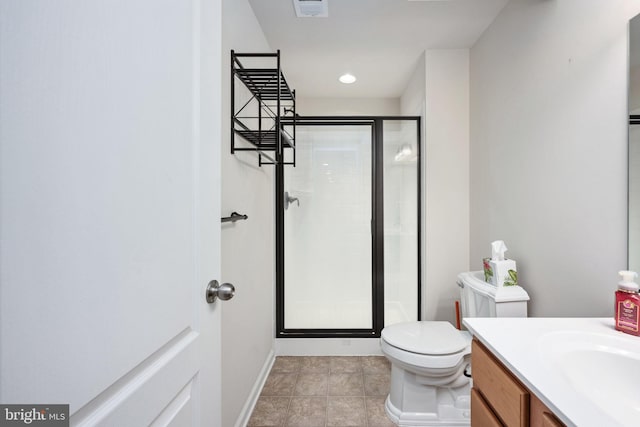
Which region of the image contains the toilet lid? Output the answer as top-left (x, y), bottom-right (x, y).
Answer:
top-left (381, 321), bottom-right (469, 355)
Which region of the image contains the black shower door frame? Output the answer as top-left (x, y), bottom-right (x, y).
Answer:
top-left (275, 116), bottom-right (421, 338)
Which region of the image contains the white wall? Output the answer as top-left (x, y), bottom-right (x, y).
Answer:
top-left (470, 0), bottom-right (640, 317)
top-left (221, 1), bottom-right (275, 426)
top-left (630, 125), bottom-right (640, 272)
top-left (629, 17), bottom-right (640, 273)
top-left (630, 65), bottom-right (640, 112)
top-left (297, 97), bottom-right (400, 116)
top-left (401, 50), bottom-right (470, 324)
top-left (401, 53), bottom-right (426, 119)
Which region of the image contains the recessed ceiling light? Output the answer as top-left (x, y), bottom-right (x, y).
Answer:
top-left (339, 73), bottom-right (357, 84)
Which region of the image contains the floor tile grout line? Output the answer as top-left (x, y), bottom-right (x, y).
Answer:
top-left (362, 370), bottom-right (369, 427)
top-left (325, 359), bottom-right (330, 427)
top-left (252, 356), bottom-right (391, 427)
top-left (324, 394), bottom-right (328, 427)
top-left (361, 359), bottom-right (369, 427)
top-left (282, 360), bottom-right (299, 427)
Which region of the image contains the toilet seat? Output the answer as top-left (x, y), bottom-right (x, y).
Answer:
top-left (381, 321), bottom-right (471, 369)
top-left (382, 321), bottom-right (469, 354)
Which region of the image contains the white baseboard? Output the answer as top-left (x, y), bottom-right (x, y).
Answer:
top-left (234, 348), bottom-right (275, 427)
top-left (275, 338), bottom-right (383, 356)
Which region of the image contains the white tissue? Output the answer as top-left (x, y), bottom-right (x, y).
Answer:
top-left (491, 240), bottom-right (507, 261)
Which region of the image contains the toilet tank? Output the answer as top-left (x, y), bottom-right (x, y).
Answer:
top-left (457, 271), bottom-right (529, 319)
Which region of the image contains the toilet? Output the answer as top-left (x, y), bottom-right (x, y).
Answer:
top-left (380, 271), bottom-right (530, 426)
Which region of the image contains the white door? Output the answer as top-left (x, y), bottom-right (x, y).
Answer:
top-left (0, 1), bottom-right (223, 426)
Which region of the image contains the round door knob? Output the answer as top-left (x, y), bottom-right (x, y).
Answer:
top-left (205, 280), bottom-right (235, 304)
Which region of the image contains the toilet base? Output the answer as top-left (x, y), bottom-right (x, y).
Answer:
top-left (385, 395), bottom-right (470, 427)
top-left (383, 362), bottom-right (471, 427)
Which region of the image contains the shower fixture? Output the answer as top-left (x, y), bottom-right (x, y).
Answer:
top-left (394, 144), bottom-right (414, 162)
top-left (285, 191), bottom-right (300, 209)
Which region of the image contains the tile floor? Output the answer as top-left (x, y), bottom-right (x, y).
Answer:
top-left (247, 356), bottom-right (397, 427)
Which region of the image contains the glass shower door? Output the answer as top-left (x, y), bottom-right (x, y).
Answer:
top-left (284, 124), bottom-right (373, 330)
top-left (383, 120), bottom-right (419, 326)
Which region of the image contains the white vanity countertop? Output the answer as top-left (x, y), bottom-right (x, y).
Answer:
top-left (463, 317), bottom-right (639, 427)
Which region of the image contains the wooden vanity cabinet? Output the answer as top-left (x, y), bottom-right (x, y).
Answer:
top-left (471, 388), bottom-right (503, 427)
top-left (530, 394), bottom-right (565, 427)
top-left (471, 339), bottom-right (566, 427)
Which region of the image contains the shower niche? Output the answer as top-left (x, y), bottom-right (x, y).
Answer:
top-left (231, 50), bottom-right (296, 166)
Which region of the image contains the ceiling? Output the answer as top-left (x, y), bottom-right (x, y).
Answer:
top-left (248, 0), bottom-right (510, 99)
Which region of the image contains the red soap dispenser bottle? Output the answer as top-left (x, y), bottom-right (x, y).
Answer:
top-left (615, 270), bottom-right (640, 336)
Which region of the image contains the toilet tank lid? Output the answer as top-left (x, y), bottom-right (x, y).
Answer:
top-left (457, 271), bottom-right (530, 302)
top-left (381, 321), bottom-right (470, 355)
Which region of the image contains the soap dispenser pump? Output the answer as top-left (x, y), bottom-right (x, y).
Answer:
top-left (615, 270), bottom-right (640, 336)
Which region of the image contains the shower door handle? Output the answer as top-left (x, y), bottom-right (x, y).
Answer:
top-left (205, 280), bottom-right (235, 303)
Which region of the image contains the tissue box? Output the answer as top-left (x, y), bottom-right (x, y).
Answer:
top-left (483, 258), bottom-right (518, 287)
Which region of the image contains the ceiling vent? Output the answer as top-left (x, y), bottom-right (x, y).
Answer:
top-left (293, 0), bottom-right (328, 18)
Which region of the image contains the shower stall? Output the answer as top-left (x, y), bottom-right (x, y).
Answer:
top-left (276, 117), bottom-right (421, 338)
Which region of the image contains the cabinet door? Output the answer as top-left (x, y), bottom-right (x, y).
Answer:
top-left (542, 413), bottom-right (565, 427)
top-left (531, 394), bottom-right (566, 427)
top-left (471, 388), bottom-right (504, 427)
top-left (472, 339), bottom-right (530, 427)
